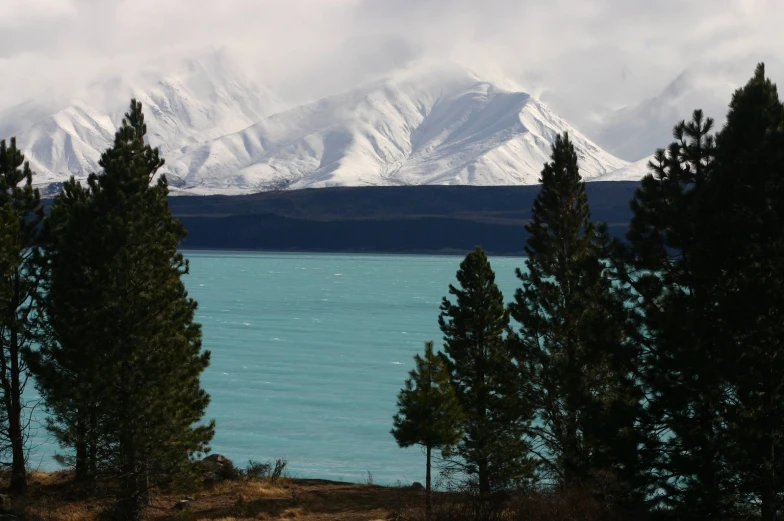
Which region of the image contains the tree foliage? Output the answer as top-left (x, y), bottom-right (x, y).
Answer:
top-left (702, 63), bottom-right (784, 521)
top-left (392, 340), bottom-right (464, 520)
top-left (29, 176), bottom-right (109, 483)
top-left (0, 137), bottom-right (43, 493)
top-left (608, 64), bottom-right (784, 521)
top-left (616, 110), bottom-right (738, 518)
top-left (510, 132), bottom-right (644, 505)
top-left (438, 246), bottom-right (534, 499)
top-left (29, 100), bottom-right (215, 520)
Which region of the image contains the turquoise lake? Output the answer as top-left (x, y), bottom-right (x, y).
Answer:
top-left (27, 251), bottom-right (527, 485)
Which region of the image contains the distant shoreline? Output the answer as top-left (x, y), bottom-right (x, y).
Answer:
top-left (180, 247), bottom-right (528, 258)
top-left (167, 184), bottom-right (636, 254)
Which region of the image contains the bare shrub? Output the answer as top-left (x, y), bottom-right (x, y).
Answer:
top-left (270, 458), bottom-right (287, 482)
top-left (243, 460), bottom-right (271, 480)
top-left (234, 457), bottom-right (286, 482)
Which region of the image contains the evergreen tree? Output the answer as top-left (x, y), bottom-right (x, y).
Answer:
top-left (29, 100), bottom-right (214, 520)
top-left (0, 137), bottom-right (43, 493)
top-left (27, 177), bottom-right (107, 483)
top-left (608, 109), bottom-right (741, 519)
top-left (392, 340), bottom-right (464, 521)
top-left (438, 246), bottom-right (533, 505)
top-left (510, 132), bottom-right (643, 502)
top-left (701, 63), bottom-right (784, 521)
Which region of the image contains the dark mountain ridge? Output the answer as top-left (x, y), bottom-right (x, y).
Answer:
top-left (162, 183), bottom-right (640, 255)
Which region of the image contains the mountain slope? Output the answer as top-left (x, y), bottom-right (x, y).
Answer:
top-left (2, 60), bottom-right (631, 195)
top-left (593, 154), bottom-right (653, 182)
top-left (162, 64), bottom-right (628, 194)
top-left (169, 183), bottom-right (640, 253)
top-left (7, 49), bottom-right (281, 194)
top-left (590, 56), bottom-right (784, 161)
top-left (593, 69), bottom-right (737, 161)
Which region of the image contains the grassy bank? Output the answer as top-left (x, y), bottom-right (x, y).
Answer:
top-left (2, 471), bottom-right (404, 520)
top-left (0, 469), bottom-right (651, 521)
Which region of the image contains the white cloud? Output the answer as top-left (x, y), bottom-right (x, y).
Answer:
top-left (0, 0), bottom-right (781, 124)
top-left (0, 0), bottom-right (75, 27)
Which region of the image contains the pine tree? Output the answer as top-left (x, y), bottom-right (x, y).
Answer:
top-left (0, 138), bottom-right (43, 493)
top-left (607, 110), bottom-right (742, 518)
top-left (438, 246), bottom-right (534, 505)
top-left (392, 340), bottom-right (464, 521)
top-left (30, 100), bottom-right (214, 520)
top-left (509, 132), bottom-right (643, 502)
top-left (701, 63), bottom-right (784, 521)
top-left (27, 177), bottom-right (107, 483)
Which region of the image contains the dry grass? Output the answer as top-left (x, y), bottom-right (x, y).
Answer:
top-left (0, 472), bottom-right (657, 521)
top-left (0, 472), bottom-right (412, 521)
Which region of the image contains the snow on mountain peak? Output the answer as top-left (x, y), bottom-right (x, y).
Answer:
top-left (3, 49), bottom-right (282, 194)
top-left (158, 63), bottom-right (629, 194)
top-left (590, 56), bottom-right (784, 162)
top-left (1, 57), bottom-right (638, 195)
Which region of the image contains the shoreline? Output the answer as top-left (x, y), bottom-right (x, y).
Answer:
top-left (180, 247), bottom-right (528, 258)
top-left (8, 470), bottom-right (414, 521)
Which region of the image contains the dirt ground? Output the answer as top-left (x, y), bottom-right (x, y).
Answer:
top-left (8, 472), bottom-right (419, 521)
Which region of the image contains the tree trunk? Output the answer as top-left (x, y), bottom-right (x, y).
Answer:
top-left (89, 406), bottom-right (98, 482)
top-left (563, 424), bottom-right (577, 491)
top-left (116, 365), bottom-right (145, 521)
top-left (476, 350), bottom-right (489, 499)
top-left (563, 334), bottom-right (579, 491)
top-left (702, 408), bottom-right (719, 520)
top-left (8, 272), bottom-right (25, 493)
top-left (116, 446), bottom-right (145, 521)
top-left (762, 476), bottom-right (775, 521)
top-left (75, 415), bottom-right (88, 482)
top-left (476, 350), bottom-right (490, 521)
top-left (478, 456), bottom-right (490, 521)
top-left (425, 444), bottom-right (432, 521)
top-left (761, 385), bottom-right (776, 521)
top-left (8, 394), bottom-right (25, 494)
top-left (478, 457), bottom-right (490, 496)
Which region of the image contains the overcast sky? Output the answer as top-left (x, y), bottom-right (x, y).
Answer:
top-left (0, 0), bottom-right (781, 119)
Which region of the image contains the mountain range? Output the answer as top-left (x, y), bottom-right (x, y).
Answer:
top-left (588, 57), bottom-right (784, 161)
top-left (1, 50), bottom-right (776, 196)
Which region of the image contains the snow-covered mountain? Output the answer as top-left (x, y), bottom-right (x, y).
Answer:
top-left (590, 57), bottom-right (784, 161)
top-left (6, 49), bottom-right (281, 194)
top-left (593, 155), bottom-right (653, 181)
top-left (3, 49), bottom-right (781, 193)
top-left (161, 64), bottom-right (628, 194)
top-left (592, 69), bottom-right (738, 162)
top-left (1, 57), bottom-right (647, 195)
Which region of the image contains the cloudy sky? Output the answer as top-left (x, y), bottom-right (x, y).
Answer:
top-left (0, 0), bottom-right (781, 122)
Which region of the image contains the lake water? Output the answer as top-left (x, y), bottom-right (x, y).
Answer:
top-left (27, 251), bottom-right (527, 485)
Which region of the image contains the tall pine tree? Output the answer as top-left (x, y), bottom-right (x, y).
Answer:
top-left (510, 132), bottom-right (643, 503)
top-left (438, 246), bottom-right (533, 505)
top-left (614, 64), bottom-right (784, 520)
top-left (392, 340), bottom-right (464, 521)
top-left (30, 100), bottom-right (214, 520)
top-left (0, 137), bottom-right (43, 493)
top-left (28, 177), bottom-right (107, 484)
top-left (701, 63), bottom-right (784, 521)
top-left (607, 109), bottom-right (740, 518)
